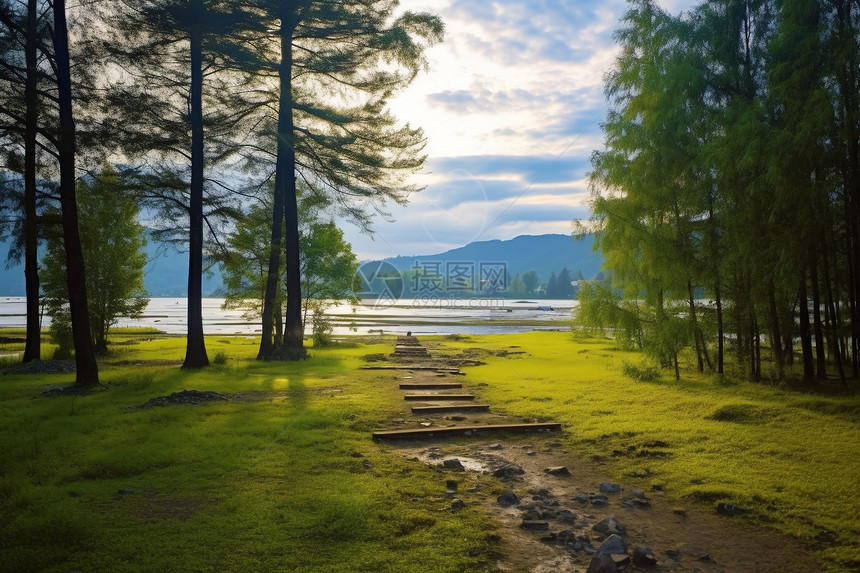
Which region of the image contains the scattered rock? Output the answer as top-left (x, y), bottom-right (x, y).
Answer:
top-left (573, 494), bottom-right (590, 504)
top-left (611, 553), bottom-right (631, 566)
top-left (631, 488), bottom-right (646, 499)
top-left (595, 534), bottom-right (628, 556)
top-left (521, 508), bottom-right (543, 520)
top-left (487, 443), bottom-right (503, 450)
top-left (545, 466), bottom-right (571, 477)
top-left (593, 515), bottom-right (626, 536)
top-left (526, 450), bottom-right (536, 456)
top-left (5, 360), bottom-right (76, 376)
top-left (673, 507), bottom-right (687, 516)
top-left (633, 547), bottom-right (658, 566)
top-left (443, 458), bottom-right (465, 471)
top-left (557, 509), bottom-right (577, 524)
top-left (599, 482), bottom-right (621, 494)
top-left (445, 480), bottom-right (458, 493)
top-left (130, 390), bottom-right (230, 409)
top-left (587, 553), bottom-right (617, 573)
top-left (493, 462), bottom-right (525, 479)
top-left (539, 533), bottom-right (558, 544)
top-left (532, 491), bottom-right (559, 506)
top-left (716, 502), bottom-right (748, 516)
top-left (590, 494), bottom-right (609, 507)
top-left (520, 520), bottom-right (549, 531)
top-left (450, 498), bottom-right (466, 510)
top-left (642, 440), bottom-right (670, 448)
top-left (632, 498), bottom-right (652, 508)
top-left (497, 491), bottom-right (520, 507)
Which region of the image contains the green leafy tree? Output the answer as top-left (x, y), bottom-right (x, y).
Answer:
top-left (218, 188), bottom-right (359, 343)
top-left (547, 272), bottom-right (558, 298)
top-left (584, 0), bottom-right (858, 381)
top-left (557, 268), bottom-right (573, 299)
top-left (41, 167), bottom-right (149, 355)
top-left (507, 274), bottom-right (526, 297)
top-left (522, 270), bottom-right (540, 295)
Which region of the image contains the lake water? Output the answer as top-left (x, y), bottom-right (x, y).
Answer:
top-left (0, 297), bottom-right (574, 336)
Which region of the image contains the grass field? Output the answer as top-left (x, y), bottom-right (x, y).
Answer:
top-left (430, 331), bottom-right (860, 571)
top-left (0, 333), bottom-right (499, 572)
top-left (0, 329), bottom-right (858, 571)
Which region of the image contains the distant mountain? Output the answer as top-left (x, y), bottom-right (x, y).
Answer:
top-left (380, 233), bottom-right (604, 286)
top-left (1, 233), bottom-right (602, 297)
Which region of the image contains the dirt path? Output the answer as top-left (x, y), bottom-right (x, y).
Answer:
top-left (374, 338), bottom-right (822, 572)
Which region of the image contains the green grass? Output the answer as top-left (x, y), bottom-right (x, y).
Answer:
top-left (0, 334), bottom-right (498, 572)
top-left (2, 330), bottom-right (858, 572)
top-left (430, 331), bottom-right (860, 572)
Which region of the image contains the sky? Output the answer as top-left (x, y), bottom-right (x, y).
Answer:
top-left (342, 0), bottom-right (698, 260)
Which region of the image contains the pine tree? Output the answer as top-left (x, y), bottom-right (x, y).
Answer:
top-left (237, 1), bottom-right (444, 359)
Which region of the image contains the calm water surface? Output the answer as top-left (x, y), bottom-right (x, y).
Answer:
top-left (0, 297), bottom-right (574, 336)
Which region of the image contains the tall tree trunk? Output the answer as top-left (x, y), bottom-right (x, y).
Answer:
top-left (715, 278), bottom-right (724, 374)
top-left (822, 247), bottom-right (847, 384)
top-left (799, 272), bottom-right (814, 381)
top-left (21, 0), bottom-right (40, 363)
top-left (811, 257), bottom-right (827, 378)
top-left (767, 282), bottom-right (784, 380)
top-left (53, 0), bottom-right (98, 386)
top-left (687, 281), bottom-right (706, 372)
top-left (183, 4), bottom-right (208, 369)
top-left (277, 5), bottom-right (305, 359)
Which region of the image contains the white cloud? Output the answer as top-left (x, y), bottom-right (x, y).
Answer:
top-left (347, 0), bottom-right (700, 260)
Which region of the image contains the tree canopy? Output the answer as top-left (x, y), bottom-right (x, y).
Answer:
top-left (581, 0), bottom-right (859, 383)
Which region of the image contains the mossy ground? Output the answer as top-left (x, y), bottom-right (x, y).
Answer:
top-left (430, 331), bottom-right (860, 572)
top-left (1, 329), bottom-right (857, 572)
top-left (0, 332), bottom-right (498, 572)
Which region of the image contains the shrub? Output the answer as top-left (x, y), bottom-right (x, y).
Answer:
top-left (621, 360), bottom-right (661, 382)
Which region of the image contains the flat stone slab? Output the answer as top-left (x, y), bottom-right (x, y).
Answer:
top-left (411, 403), bottom-right (491, 414)
top-left (399, 382), bottom-right (463, 390)
top-left (404, 394), bottom-right (475, 401)
top-left (361, 366), bottom-right (462, 373)
top-left (371, 422), bottom-right (562, 440)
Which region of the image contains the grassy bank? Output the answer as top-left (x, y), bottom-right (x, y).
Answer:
top-left (0, 333), bottom-right (498, 572)
top-left (1, 330), bottom-right (858, 571)
top-left (431, 331), bottom-right (860, 571)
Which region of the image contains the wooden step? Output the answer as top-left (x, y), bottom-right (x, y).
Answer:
top-left (399, 382), bottom-right (463, 390)
top-left (372, 422), bottom-right (562, 440)
top-left (411, 403), bottom-right (490, 414)
top-left (362, 365), bottom-right (462, 374)
top-left (404, 394), bottom-right (475, 401)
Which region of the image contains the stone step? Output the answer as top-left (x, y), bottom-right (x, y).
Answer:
top-left (362, 366), bottom-right (462, 374)
top-left (411, 403), bottom-right (491, 414)
top-left (404, 394), bottom-right (475, 401)
top-left (399, 382), bottom-right (463, 390)
top-left (372, 422), bottom-right (562, 440)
